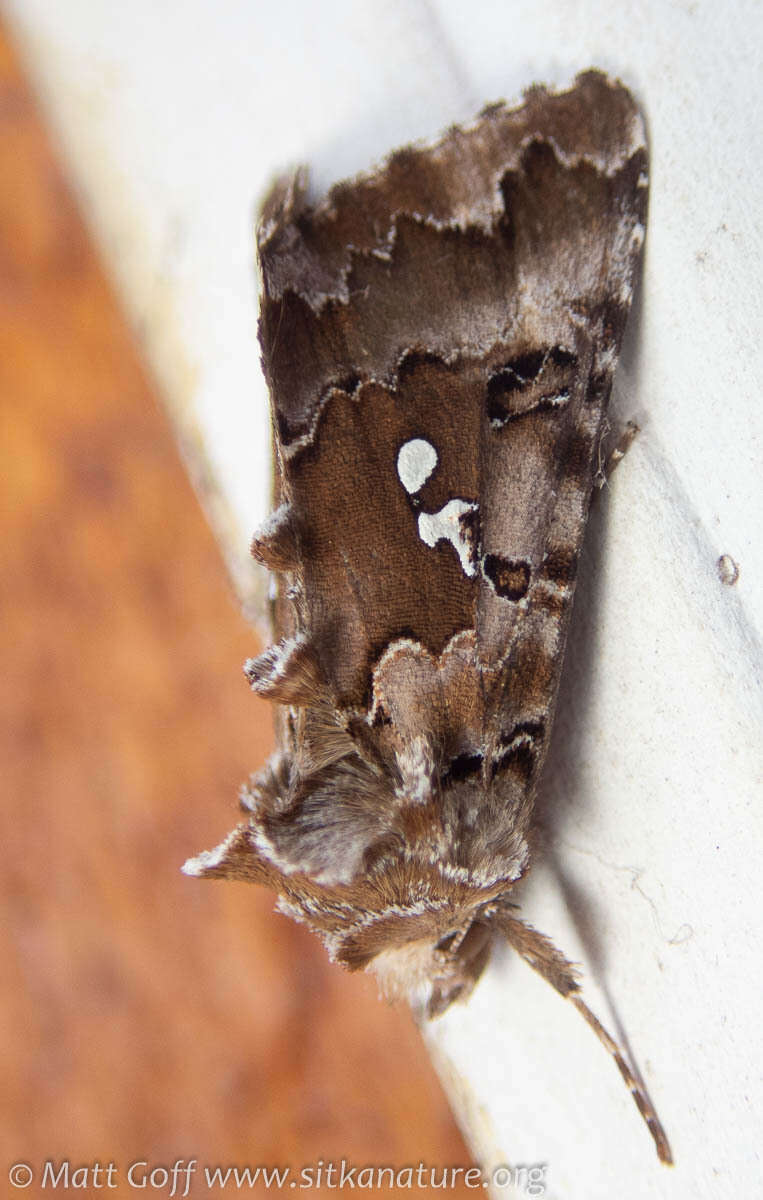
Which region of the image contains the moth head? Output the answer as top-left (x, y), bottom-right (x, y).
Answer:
top-left (368, 915), bottom-right (494, 1018)
top-left (184, 807), bottom-right (521, 1018)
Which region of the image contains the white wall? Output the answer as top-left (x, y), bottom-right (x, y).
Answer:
top-left (7, 3), bottom-right (761, 1197)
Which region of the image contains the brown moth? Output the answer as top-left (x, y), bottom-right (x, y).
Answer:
top-left (185, 71), bottom-right (671, 1162)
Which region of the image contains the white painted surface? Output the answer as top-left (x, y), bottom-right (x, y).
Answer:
top-left (6, 2), bottom-right (761, 1197)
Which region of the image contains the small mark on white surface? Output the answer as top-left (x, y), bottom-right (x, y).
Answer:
top-left (418, 500), bottom-right (478, 577)
top-left (667, 924), bottom-right (694, 945)
top-left (397, 438), bottom-right (438, 494)
top-left (717, 554), bottom-right (739, 586)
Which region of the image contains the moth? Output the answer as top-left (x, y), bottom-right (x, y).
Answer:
top-left (185, 70), bottom-right (671, 1163)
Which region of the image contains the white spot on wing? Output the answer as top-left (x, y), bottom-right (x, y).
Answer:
top-left (418, 500), bottom-right (478, 577)
top-left (397, 438), bottom-right (438, 494)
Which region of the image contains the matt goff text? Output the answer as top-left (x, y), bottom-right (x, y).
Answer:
top-left (8, 1158), bottom-right (548, 1194)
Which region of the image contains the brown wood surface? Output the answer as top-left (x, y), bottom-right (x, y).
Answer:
top-left (0, 24), bottom-right (475, 1196)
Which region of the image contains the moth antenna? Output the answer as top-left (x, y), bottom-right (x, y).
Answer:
top-left (250, 502), bottom-right (300, 571)
top-left (244, 633), bottom-right (326, 706)
top-left (569, 993), bottom-right (673, 1165)
top-left (493, 910), bottom-right (673, 1165)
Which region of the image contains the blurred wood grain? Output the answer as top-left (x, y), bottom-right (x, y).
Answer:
top-left (0, 23), bottom-right (475, 1195)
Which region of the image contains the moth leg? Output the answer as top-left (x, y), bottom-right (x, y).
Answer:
top-left (594, 419), bottom-right (640, 489)
top-left (493, 911), bottom-right (673, 1165)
